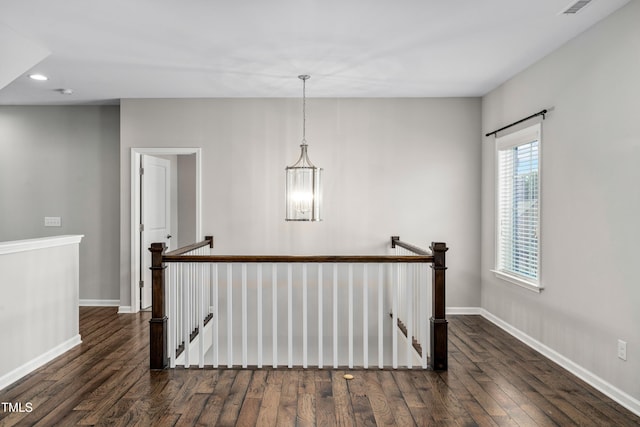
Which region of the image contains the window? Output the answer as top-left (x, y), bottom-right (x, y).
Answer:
top-left (495, 123), bottom-right (541, 290)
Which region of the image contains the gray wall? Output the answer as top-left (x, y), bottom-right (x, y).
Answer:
top-left (481, 1), bottom-right (640, 401)
top-left (120, 98), bottom-right (482, 309)
top-left (0, 106), bottom-right (120, 301)
top-left (177, 153), bottom-right (197, 247)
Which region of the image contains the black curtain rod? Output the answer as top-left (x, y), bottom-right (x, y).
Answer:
top-left (485, 109), bottom-right (548, 137)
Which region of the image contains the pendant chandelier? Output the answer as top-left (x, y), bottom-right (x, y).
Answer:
top-left (285, 75), bottom-right (323, 221)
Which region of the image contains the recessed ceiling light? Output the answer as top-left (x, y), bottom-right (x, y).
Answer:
top-left (28, 74), bottom-right (48, 81)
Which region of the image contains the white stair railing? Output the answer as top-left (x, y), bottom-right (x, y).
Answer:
top-left (150, 237), bottom-right (448, 371)
top-left (166, 244), bottom-right (212, 368)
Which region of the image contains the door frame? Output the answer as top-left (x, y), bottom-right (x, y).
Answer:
top-left (130, 147), bottom-right (202, 314)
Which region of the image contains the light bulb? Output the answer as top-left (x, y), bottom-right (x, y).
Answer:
top-left (292, 191), bottom-right (313, 214)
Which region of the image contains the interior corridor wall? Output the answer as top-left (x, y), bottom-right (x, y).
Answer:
top-left (120, 97), bottom-right (482, 310)
top-left (0, 106), bottom-right (120, 301)
top-left (481, 1), bottom-right (640, 403)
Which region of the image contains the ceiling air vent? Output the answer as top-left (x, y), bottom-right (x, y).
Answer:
top-left (562, 0), bottom-right (593, 14)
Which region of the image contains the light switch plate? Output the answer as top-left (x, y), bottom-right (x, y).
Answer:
top-left (44, 216), bottom-right (61, 227)
top-left (618, 339), bottom-right (627, 361)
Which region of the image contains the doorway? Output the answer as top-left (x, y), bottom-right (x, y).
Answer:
top-left (130, 148), bottom-right (202, 313)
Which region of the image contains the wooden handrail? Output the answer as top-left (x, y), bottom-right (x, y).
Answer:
top-left (390, 236), bottom-right (432, 255)
top-left (164, 235), bottom-right (213, 257)
top-left (162, 254), bottom-right (434, 263)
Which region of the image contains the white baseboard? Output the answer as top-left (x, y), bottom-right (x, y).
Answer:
top-left (80, 299), bottom-right (120, 307)
top-left (118, 305), bottom-right (134, 314)
top-left (480, 309), bottom-right (640, 418)
top-left (0, 334), bottom-right (82, 390)
top-left (447, 307), bottom-right (482, 315)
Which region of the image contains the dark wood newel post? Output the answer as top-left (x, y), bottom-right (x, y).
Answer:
top-left (149, 242), bottom-right (168, 369)
top-left (430, 242), bottom-right (448, 371)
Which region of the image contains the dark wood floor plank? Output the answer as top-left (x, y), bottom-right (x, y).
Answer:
top-left (315, 372), bottom-right (337, 427)
top-left (77, 365), bottom-right (148, 425)
top-left (471, 361), bottom-right (557, 427)
top-left (297, 370), bottom-right (317, 427)
top-left (362, 371), bottom-right (397, 426)
top-left (191, 369), bottom-right (220, 394)
top-left (233, 397), bottom-right (260, 427)
top-left (469, 335), bottom-right (579, 427)
top-left (436, 368), bottom-right (501, 427)
top-left (2, 309), bottom-right (639, 427)
top-left (448, 338), bottom-right (546, 427)
top-left (332, 371), bottom-right (357, 426)
top-left (409, 370), bottom-right (459, 426)
top-left (21, 369), bottom-right (118, 426)
top-left (429, 371), bottom-right (482, 426)
top-left (393, 370), bottom-right (437, 425)
top-left (174, 393), bottom-right (209, 426)
top-left (193, 369), bottom-right (237, 426)
top-left (275, 370), bottom-right (300, 427)
top-left (245, 369), bottom-right (268, 399)
top-left (143, 371), bottom-right (185, 426)
top-left (255, 375), bottom-right (283, 426)
top-left (346, 372), bottom-right (378, 427)
top-left (526, 358), bottom-right (632, 425)
top-left (167, 370), bottom-right (206, 415)
top-left (216, 370), bottom-right (253, 426)
top-left (376, 371), bottom-right (417, 427)
top-left (476, 323), bottom-right (594, 426)
top-left (450, 317), bottom-right (560, 427)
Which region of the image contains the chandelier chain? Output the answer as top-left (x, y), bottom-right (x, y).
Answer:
top-left (299, 75), bottom-right (310, 145)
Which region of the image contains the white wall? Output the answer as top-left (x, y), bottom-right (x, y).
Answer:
top-left (120, 97), bottom-right (482, 309)
top-left (0, 106), bottom-right (120, 302)
top-left (0, 235), bottom-right (83, 389)
top-left (481, 1), bottom-right (640, 403)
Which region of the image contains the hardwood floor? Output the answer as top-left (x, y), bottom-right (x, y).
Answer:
top-left (1, 307), bottom-right (638, 426)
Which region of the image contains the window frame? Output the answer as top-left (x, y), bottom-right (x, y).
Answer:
top-left (492, 122), bottom-right (543, 292)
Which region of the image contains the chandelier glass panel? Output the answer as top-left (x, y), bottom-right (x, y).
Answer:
top-left (285, 75), bottom-right (323, 221)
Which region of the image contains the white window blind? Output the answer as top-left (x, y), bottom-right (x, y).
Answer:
top-left (496, 123), bottom-right (541, 284)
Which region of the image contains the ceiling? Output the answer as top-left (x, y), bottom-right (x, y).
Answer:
top-left (0, 0), bottom-right (631, 105)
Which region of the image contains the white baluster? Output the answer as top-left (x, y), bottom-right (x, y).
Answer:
top-left (198, 263), bottom-right (205, 368)
top-left (177, 264), bottom-right (183, 365)
top-left (333, 263), bottom-right (338, 368)
top-left (242, 263), bottom-right (248, 368)
top-left (257, 263), bottom-right (263, 369)
top-left (378, 263), bottom-right (383, 369)
top-left (421, 263), bottom-right (427, 369)
top-left (427, 260), bottom-right (433, 365)
top-left (183, 263), bottom-right (190, 368)
top-left (169, 264), bottom-right (176, 368)
top-left (212, 263), bottom-right (219, 368)
top-left (348, 263), bottom-right (353, 369)
top-left (393, 263), bottom-right (398, 369)
top-left (272, 263), bottom-right (278, 368)
top-left (302, 263), bottom-right (308, 369)
top-left (363, 263), bottom-right (368, 369)
top-left (318, 264), bottom-right (323, 369)
top-left (227, 263), bottom-right (233, 368)
top-left (407, 263), bottom-right (413, 369)
top-left (287, 263), bottom-right (293, 368)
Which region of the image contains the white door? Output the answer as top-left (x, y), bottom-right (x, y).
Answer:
top-left (141, 155), bottom-right (171, 309)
